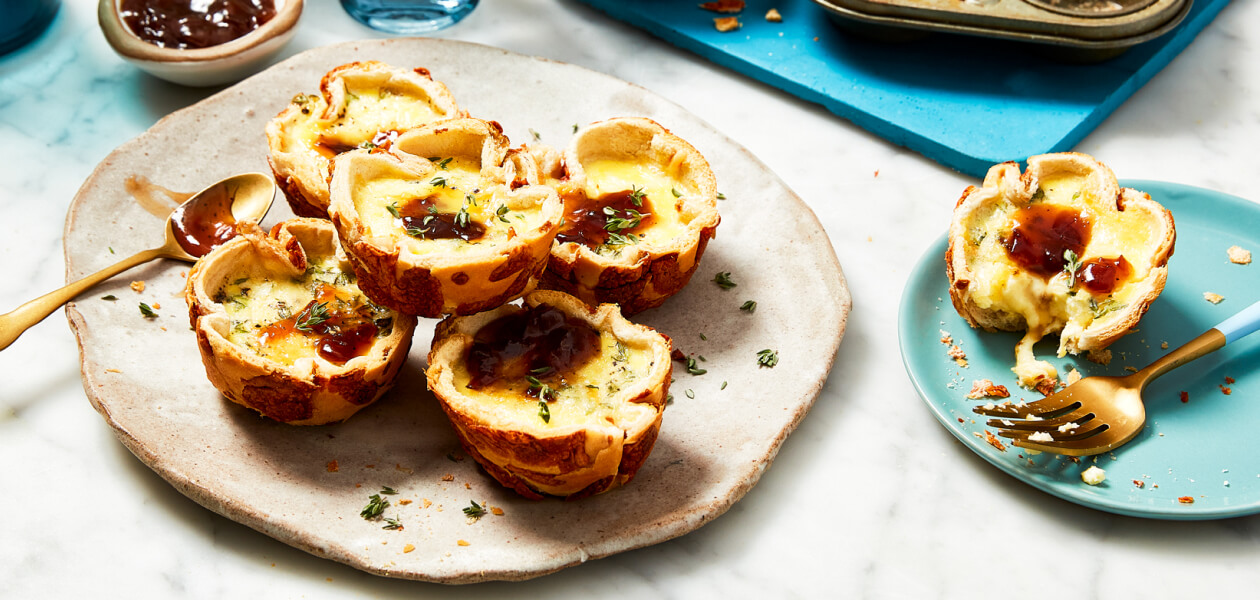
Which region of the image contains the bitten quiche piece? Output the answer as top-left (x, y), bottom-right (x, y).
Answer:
top-left (426, 290), bottom-right (673, 500)
top-left (265, 61), bottom-right (463, 219)
top-left (541, 117), bottom-right (720, 315)
top-left (946, 153), bottom-right (1175, 390)
top-left (327, 118), bottom-right (563, 318)
top-left (185, 219), bottom-right (417, 425)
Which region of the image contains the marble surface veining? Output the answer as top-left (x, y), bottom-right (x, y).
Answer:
top-left (1, 0), bottom-right (1259, 597)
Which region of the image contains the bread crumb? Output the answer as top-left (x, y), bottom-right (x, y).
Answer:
top-left (130, 280), bottom-right (145, 293)
top-left (1086, 349), bottom-right (1112, 365)
top-left (152, 303), bottom-right (161, 310)
top-left (1161, 341), bottom-right (1169, 349)
top-left (1081, 465), bottom-right (1106, 485)
top-left (105, 368), bottom-right (122, 374)
top-left (1220, 384), bottom-right (1232, 395)
top-left (980, 430), bottom-right (1006, 451)
top-left (403, 544), bottom-right (415, 553)
top-left (1033, 378), bottom-right (1058, 397)
top-left (1180, 391), bottom-right (1189, 403)
top-left (1225, 376), bottom-right (1235, 384)
top-left (457, 540), bottom-right (470, 547)
top-left (765, 8), bottom-right (782, 21)
top-left (966, 379), bottom-right (1010, 399)
top-left (464, 482), bottom-right (471, 489)
top-left (1065, 368), bottom-right (1082, 385)
top-left (422, 498), bottom-right (432, 508)
top-left (713, 16), bottom-right (741, 31)
top-left (491, 507), bottom-right (504, 516)
top-left (1228, 245), bottom-right (1252, 264)
top-left (1125, 366), bottom-right (1139, 373)
top-left (947, 344), bottom-right (967, 367)
top-left (326, 460), bottom-right (339, 472)
top-left (441, 474), bottom-right (454, 482)
top-left (399, 499), bottom-right (412, 505)
top-left (1057, 422), bottom-right (1079, 433)
top-left (1204, 292), bottom-right (1224, 304)
top-left (700, 0), bottom-right (744, 12)
top-left (1028, 431), bottom-right (1054, 443)
top-left (1133, 479), bottom-right (1145, 489)
top-left (1178, 496), bottom-right (1195, 504)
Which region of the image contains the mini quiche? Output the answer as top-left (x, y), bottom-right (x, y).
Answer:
top-left (542, 117), bottom-right (720, 315)
top-left (426, 290), bottom-right (673, 499)
top-left (327, 118), bottom-right (563, 317)
top-left (946, 153), bottom-right (1175, 391)
top-left (266, 61), bottom-right (464, 219)
top-left (185, 219), bottom-right (417, 425)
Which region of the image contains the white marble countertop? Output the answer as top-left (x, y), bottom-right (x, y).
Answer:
top-left (2, 0), bottom-right (1258, 597)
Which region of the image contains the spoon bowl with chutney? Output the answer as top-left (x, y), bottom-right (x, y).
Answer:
top-left (99, 0), bottom-right (303, 87)
top-left (0, 172), bottom-right (275, 351)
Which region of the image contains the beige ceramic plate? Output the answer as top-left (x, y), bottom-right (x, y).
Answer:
top-left (63, 39), bottom-right (850, 583)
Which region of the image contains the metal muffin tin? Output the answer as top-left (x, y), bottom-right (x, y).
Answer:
top-left (812, 0), bottom-right (1192, 60)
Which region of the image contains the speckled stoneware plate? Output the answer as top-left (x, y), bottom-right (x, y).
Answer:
top-left (901, 180), bottom-right (1260, 519)
top-left (63, 39), bottom-right (850, 582)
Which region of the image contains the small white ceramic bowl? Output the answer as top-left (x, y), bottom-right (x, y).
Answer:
top-left (99, 0), bottom-right (303, 87)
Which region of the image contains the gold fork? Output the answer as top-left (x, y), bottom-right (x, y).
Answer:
top-left (974, 299), bottom-right (1260, 456)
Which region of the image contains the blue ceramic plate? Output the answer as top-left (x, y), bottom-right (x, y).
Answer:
top-left (900, 180), bottom-right (1260, 519)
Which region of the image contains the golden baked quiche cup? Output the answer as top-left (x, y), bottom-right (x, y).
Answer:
top-left (426, 290), bottom-right (673, 499)
top-left (186, 219), bottom-right (417, 425)
top-left (328, 118), bottom-right (563, 318)
top-left (266, 61), bottom-right (464, 219)
top-left (946, 152), bottom-right (1175, 391)
top-left (542, 117), bottom-right (720, 315)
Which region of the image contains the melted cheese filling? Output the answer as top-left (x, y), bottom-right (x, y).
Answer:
top-left (280, 80), bottom-right (448, 161)
top-left (319, 83), bottom-right (445, 147)
top-left (582, 159), bottom-right (689, 246)
top-left (354, 157), bottom-right (549, 254)
top-left (961, 173), bottom-right (1162, 387)
top-left (452, 331), bottom-right (654, 429)
top-left (216, 255), bottom-right (390, 366)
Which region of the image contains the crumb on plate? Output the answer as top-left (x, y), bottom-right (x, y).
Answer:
top-left (713, 16), bottom-right (741, 31)
top-left (1081, 465), bottom-right (1106, 485)
top-left (1204, 292), bottom-right (1225, 304)
top-left (765, 8), bottom-right (782, 21)
top-left (1228, 245), bottom-right (1252, 265)
top-left (131, 280), bottom-right (146, 293)
top-left (1086, 349), bottom-right (1112, 365)
top-left (966, 379), bottom-right (1010, 399)
top-left (1178, 496), bottom-right (1195, 504)
top-left (1065, 368), bottom-right (1082, 386)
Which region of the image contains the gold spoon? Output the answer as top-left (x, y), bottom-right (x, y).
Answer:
top-left (0, 172), bottom-right (275, 351)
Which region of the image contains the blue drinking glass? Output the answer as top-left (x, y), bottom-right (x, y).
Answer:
top-left (341, 0), bottom-right (480, 34)
top-left (0, 0), bottom-right (60, 57)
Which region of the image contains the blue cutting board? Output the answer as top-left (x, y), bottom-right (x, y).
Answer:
top-left (576, 0), bottom-right (1228, 177)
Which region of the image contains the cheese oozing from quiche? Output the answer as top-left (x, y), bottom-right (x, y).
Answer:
top-left (947, 153), bottom-right (1174, 390)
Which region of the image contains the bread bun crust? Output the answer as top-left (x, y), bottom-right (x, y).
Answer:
top-left (185, 219), bottom-right (417, 425)
top-left (426, 290), bottom-right (672, 499)
top-left (541, 118), bottom-right (720, 315)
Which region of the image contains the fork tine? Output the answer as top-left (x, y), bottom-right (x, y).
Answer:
top-left (986, 411), bottom-right (1096, 432)
top-left (1010, 427), bottom-right (1116, 456)
top-left (971, 394), bottom-right (1082, 419)
top-left (996, 419), bottom-right (1106, 441)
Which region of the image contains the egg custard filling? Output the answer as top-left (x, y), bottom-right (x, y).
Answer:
top-left (215, 255), bottom-right (395, 367)
top-left (352, 154), bottom-right (552, 256)
top-left (451, 303), bottom-right (655, 428)
top-left (556, 158), bottom-right (691, 255)
top-left (277, 63), bottom-right (460, 161)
